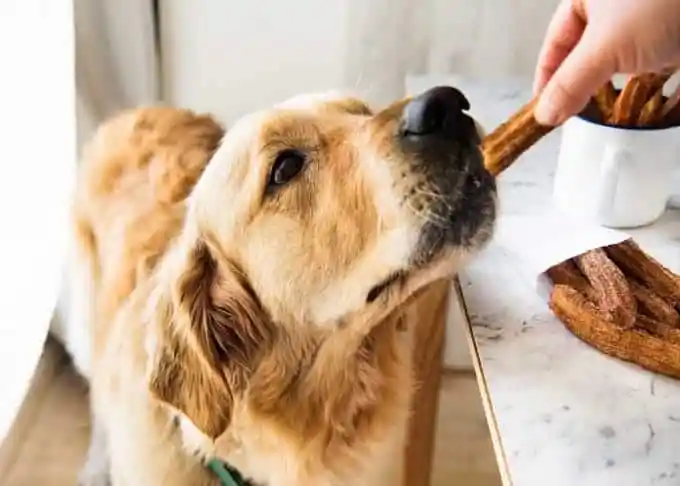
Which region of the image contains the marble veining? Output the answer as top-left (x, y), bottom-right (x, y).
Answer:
top-left (409, 75), bottom-right (680, 486)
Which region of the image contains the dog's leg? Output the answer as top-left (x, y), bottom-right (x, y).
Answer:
top-left (78, 416), bottom-right (111, 486)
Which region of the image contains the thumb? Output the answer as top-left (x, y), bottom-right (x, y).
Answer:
top-left (535, 31), bottom-right (615, 125)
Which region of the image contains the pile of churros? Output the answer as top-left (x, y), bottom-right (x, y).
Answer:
top-left (589, 71), bottom-right (680, 128)
top-left (480, 71), bottom-right (680, 379)
top-left (546, 243), bottom-right (680, 379)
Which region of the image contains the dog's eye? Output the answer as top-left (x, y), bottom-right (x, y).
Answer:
top-left (269, 150), bottom-right (306, 187)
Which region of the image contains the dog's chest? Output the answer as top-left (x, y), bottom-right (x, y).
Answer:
top-left (181, 415), bottom-right (303, 485)
top-left (208, 460), bottom-right (260, 486)
top-left (215, 435), bottom-right (310, 486)
top-left (207, 428), bottom-right (400, 486)
top-left (183, 416), bottom-right (354, 486)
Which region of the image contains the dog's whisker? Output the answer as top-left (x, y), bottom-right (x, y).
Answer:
top-left (404, 199), bottom-right (448, 228)
top-left (404, 192), bottom-right (450, 223)
top-left (413, 187), bottom-right (448, 203)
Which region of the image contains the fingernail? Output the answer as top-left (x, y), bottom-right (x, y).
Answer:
top-left (534, 93), bottom-right (563, 126)
top-left (532, 78), bottom-right (544, 96)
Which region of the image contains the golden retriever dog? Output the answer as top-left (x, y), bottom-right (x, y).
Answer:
top-left (51, 86), bottom-right (496, 486)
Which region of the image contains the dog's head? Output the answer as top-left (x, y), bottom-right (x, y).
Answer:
top-left (148, 87), bottom-right (496, 440)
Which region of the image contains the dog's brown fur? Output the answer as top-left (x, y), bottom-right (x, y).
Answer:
top-left (57, 92), bottom-right (495, 485)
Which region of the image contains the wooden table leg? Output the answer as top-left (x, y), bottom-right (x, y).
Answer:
top-left (403, 280), bottom-right (449, 486)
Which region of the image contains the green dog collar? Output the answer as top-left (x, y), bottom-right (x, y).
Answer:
top-left (207, 459), bottom-right (248, 486)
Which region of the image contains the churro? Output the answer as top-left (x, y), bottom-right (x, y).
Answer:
top-left (629, 278), bottom-right (680, 326)
top-left (609, 72), bottom-right (672, 126)
top-left (604, 240), bottom-right (680, 303)
top-left (662, 84), bottom-right (680, 126)
top-left (574, 249), bottom-right (637, 328)
top-left (549, 284), bottom-right (680, 380)
top-left (546, 259), bottom-right (598, 302)
top-left (592, 81), bottom-right (618, 121)
top-left (481, 98), bottom-right (556, 177)
top-left (636, 89), bottom-right (664, 127)
top-left (635, 314), bottom-right (680, 345)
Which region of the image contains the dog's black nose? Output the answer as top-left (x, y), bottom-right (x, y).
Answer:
top-left (401, 86), bottom-right (470, 137)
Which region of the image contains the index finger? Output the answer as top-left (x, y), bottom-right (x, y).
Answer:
top-left (533, 0), bottom-right (586, 94)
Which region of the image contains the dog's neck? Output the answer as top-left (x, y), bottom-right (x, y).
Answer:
top-left (150, 279), bottom-right (412, 431)
top-left (144, 236), bottom-right (415, 482)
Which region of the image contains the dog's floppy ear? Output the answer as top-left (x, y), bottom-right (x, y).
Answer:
top-left (148, 239), bottom-right (270, 439)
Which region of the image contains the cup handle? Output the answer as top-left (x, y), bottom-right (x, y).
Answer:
top-left (596, 145), bottom-right (631, 221)
top-left (668, 163), bottom-right (680, 209)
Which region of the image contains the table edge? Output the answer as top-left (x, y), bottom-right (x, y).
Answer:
top-left (453, 278), bottom-right (513, 486)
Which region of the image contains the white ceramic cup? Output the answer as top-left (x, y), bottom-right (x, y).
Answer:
top-left (553, 116), bottom-right (680, 228)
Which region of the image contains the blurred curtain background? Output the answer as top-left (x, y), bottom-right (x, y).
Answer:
top-left (158, 0), bottom-right (560, 123)
top-left (74, 0), bottom-right (160, 146)
top-left (74, 0), bottom-right (561, 126)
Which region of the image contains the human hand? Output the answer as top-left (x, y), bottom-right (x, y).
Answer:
top-left (533, 0), bottom-right (680, 125)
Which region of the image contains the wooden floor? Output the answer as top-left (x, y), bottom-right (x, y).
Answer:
top-left (0, 341), bottom-right (501, 486)
top-left (432, 371), bottom-right (502, 486)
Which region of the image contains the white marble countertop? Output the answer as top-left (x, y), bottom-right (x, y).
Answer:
top-left (409, 75), bottom-right (680, 486)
